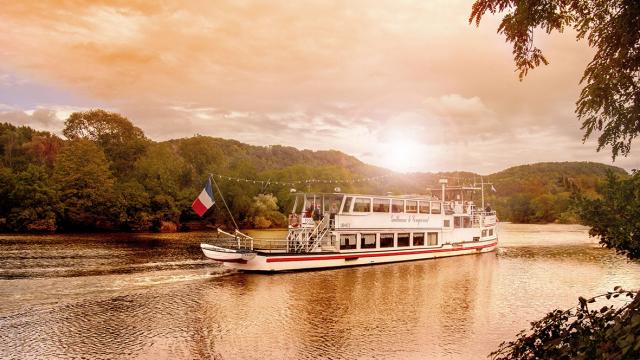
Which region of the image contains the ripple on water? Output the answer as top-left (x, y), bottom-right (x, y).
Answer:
top-left (1, 225), bottom-right (640, 359)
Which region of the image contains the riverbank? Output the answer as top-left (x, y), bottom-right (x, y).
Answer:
top-left (0, 222), bottom-right (586, 236)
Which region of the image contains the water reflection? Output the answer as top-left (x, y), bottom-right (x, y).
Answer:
top-left (189, 255), bottom-right (499, 359)
top-left (1, 224), bottom-right (640, 359)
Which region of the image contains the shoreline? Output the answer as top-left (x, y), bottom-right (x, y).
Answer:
top-left (0, 223), bottom-right (592, 238)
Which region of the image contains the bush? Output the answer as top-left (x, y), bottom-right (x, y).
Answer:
top-left (491, 288), bottom-right (640, 359)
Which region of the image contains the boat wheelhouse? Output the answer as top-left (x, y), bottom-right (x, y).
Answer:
top-left (201, 179), bottom-right (498, 271)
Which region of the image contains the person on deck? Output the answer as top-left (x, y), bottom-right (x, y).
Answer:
top-left (312, 204), bottom-right (322, 225)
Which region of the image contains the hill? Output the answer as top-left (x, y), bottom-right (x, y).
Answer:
top-left (0, 115), bottom-right (628, 231)
top-left (485, 162), bottom-right (627, 223)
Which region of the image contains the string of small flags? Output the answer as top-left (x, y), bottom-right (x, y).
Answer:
top-left (209, 173), bottom-right (391, 186)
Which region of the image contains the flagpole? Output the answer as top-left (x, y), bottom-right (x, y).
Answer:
top-left (210, 175), bottom-right (239, 230)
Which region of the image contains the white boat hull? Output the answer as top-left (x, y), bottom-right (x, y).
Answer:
top-left (201, 239), bottom-right (498, 272)
top-left (200, 243), bottom-right (256, 262)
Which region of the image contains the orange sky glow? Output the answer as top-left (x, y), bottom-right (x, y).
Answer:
top-left (0, 0), bottom-right (637, 173)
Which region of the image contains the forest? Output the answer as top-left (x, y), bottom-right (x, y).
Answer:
top-left (0, 110), bottom-right (628, 232)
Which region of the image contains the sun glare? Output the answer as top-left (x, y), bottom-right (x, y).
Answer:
top-left (380, 139), bottom-right (423, 173)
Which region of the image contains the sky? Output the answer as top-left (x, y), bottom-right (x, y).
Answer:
top-left (0, 0), bottom-right (637, 174)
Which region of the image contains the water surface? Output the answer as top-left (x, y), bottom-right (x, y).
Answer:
top-left (1, 224), bottom-right (639, 359)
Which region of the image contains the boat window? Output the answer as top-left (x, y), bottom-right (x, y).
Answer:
top-left (482, 229), bottom-right (487, 237)
top-left (373, 198), bottom-right (390, 213)
top-left (419, 201), bottom-right (430, 214)
top-left (489, 229), bottom-right (494, 236)
top-left (430, 202), bottom-right (441, 214)
top-left (443, 219), bottom-right (451, 227)
top-left (413, 233), bottom-right (425, 246)
top-left (427, 232), bottom-right (438, 246)
top-left (380, 233), bottom-right (394, 248)
top-left (454, 216), bottom-right (462, 228)
top-left (463, 216), bottom-right (471, 228)
top-left (305, 194), bottom-right (321, 214)
top-left (324, 194), bottom-right (344, 214)
top-left (342, 197), bottom-right (352, 213)
top-left (406, 201), bottom-right (417, 213)
top-left (340, 234), bottom-right (357, 250)
top-left (353, 198), bottom-right (371, 212)
top-left (360, 234), bottom-right (376, 249)
top-left (391, 200), bottom-right (404, 213)
top-left (397, 233), bottom-right (410, 247)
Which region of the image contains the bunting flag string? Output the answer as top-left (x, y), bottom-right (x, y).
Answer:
top-left (208, 173), bottom-right (392, 187)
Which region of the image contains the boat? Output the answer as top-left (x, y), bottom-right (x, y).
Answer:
top-left (200, 178), bottom-right (498, 272)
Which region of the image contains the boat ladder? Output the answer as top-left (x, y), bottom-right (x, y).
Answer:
top-left (287, 215), bottom-right (331, 253)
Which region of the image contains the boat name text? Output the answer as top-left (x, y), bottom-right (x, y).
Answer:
top-left (390, 215), bottom-right (430, 224)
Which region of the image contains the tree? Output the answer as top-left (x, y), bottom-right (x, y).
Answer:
top-left (176, 136), bottom-right (226, 175)
top-left (8, 164), bottom-right (61, 231)
top-left (149, 194), bottom-right (181, 232)
top-left (133, 143), bottom-right (194, 197)
top-left (53, 140), bottom-right (118, 230)
top-left (490, 288), bottom-right (640, 360)
top-left (24, 133), bottom-right (63, 168)
top-left (576, 170), bottom-right (640, 259)
top-left (247, 194), bottom-right (286, 228)
top-left (63, 110), bottom-right (148, 176)
top-left (0, 167), bottom-right (16, 230)
top-left (471, 2), bottom-right (640, 357)
top-left (115, 180), bottom-right (152, 231)
top-left (507, 194), bottom-right (534, 223)
top-left (470, 0), bottom-right (640, 158)
top-left (0, 123), bottom-right (52, 171)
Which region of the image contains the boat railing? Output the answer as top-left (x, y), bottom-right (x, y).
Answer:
top-left (286, 215), bottom-right (332, 253)
top-left (308, 216), bottom-right (332, 252)
top-left (253, 238), bottom-right (289, 252)
top-left (206, 229), bottom-right (254, 251)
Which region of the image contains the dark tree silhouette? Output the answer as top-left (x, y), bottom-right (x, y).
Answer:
top-left (471, 2), bottom-right (640, 358)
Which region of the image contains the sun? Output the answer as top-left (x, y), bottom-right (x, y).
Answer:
top-left (379, 139), bottom-right (423, 173)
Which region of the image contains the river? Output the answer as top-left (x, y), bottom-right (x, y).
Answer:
top-left (1, 223), bottom-right (639, 359)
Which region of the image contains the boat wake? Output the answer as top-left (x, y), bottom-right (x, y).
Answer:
top-left (116, 266), bottom-right (236, 288)
top-left (0, 259), bottom-right (222, 280)
top-left (0, 265), bottom-right (237, 316)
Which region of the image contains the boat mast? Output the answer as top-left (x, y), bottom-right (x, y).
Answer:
top-left (481, 177), bottom-right (485, 210)
top-left (439, 178), bottom-right (447, 201)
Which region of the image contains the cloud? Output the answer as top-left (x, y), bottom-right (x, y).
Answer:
top-left (0, 1), bottom-right (637, 173)
top-left (0, 106), bottom-right (87, 135)
top-left (0, 108), bottom-right (59, 130)
top-left (0, 1), bottom-right (586, 108)
top-left (0, 73), bottom-right (29, 87)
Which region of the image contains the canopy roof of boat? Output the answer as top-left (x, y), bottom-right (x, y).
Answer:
top-left (425, 185), bottom-right (482, 192)
top-left (292, 192), bottom-right (437, 200)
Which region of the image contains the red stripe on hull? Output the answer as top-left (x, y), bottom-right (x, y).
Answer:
top-left (266, 241), bottom-right (498, 263)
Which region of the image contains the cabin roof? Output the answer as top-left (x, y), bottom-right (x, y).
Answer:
top-left (293, 192), bottom-right (436, 200)
top-left (425, 186), bottom-right (482, 191)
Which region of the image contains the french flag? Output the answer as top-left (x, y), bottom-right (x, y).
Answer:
top-left (192, 178), bottom-right (215, 217)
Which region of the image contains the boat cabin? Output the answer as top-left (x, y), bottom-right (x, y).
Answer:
top-left (282, 184), bottom-right (496, 254)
